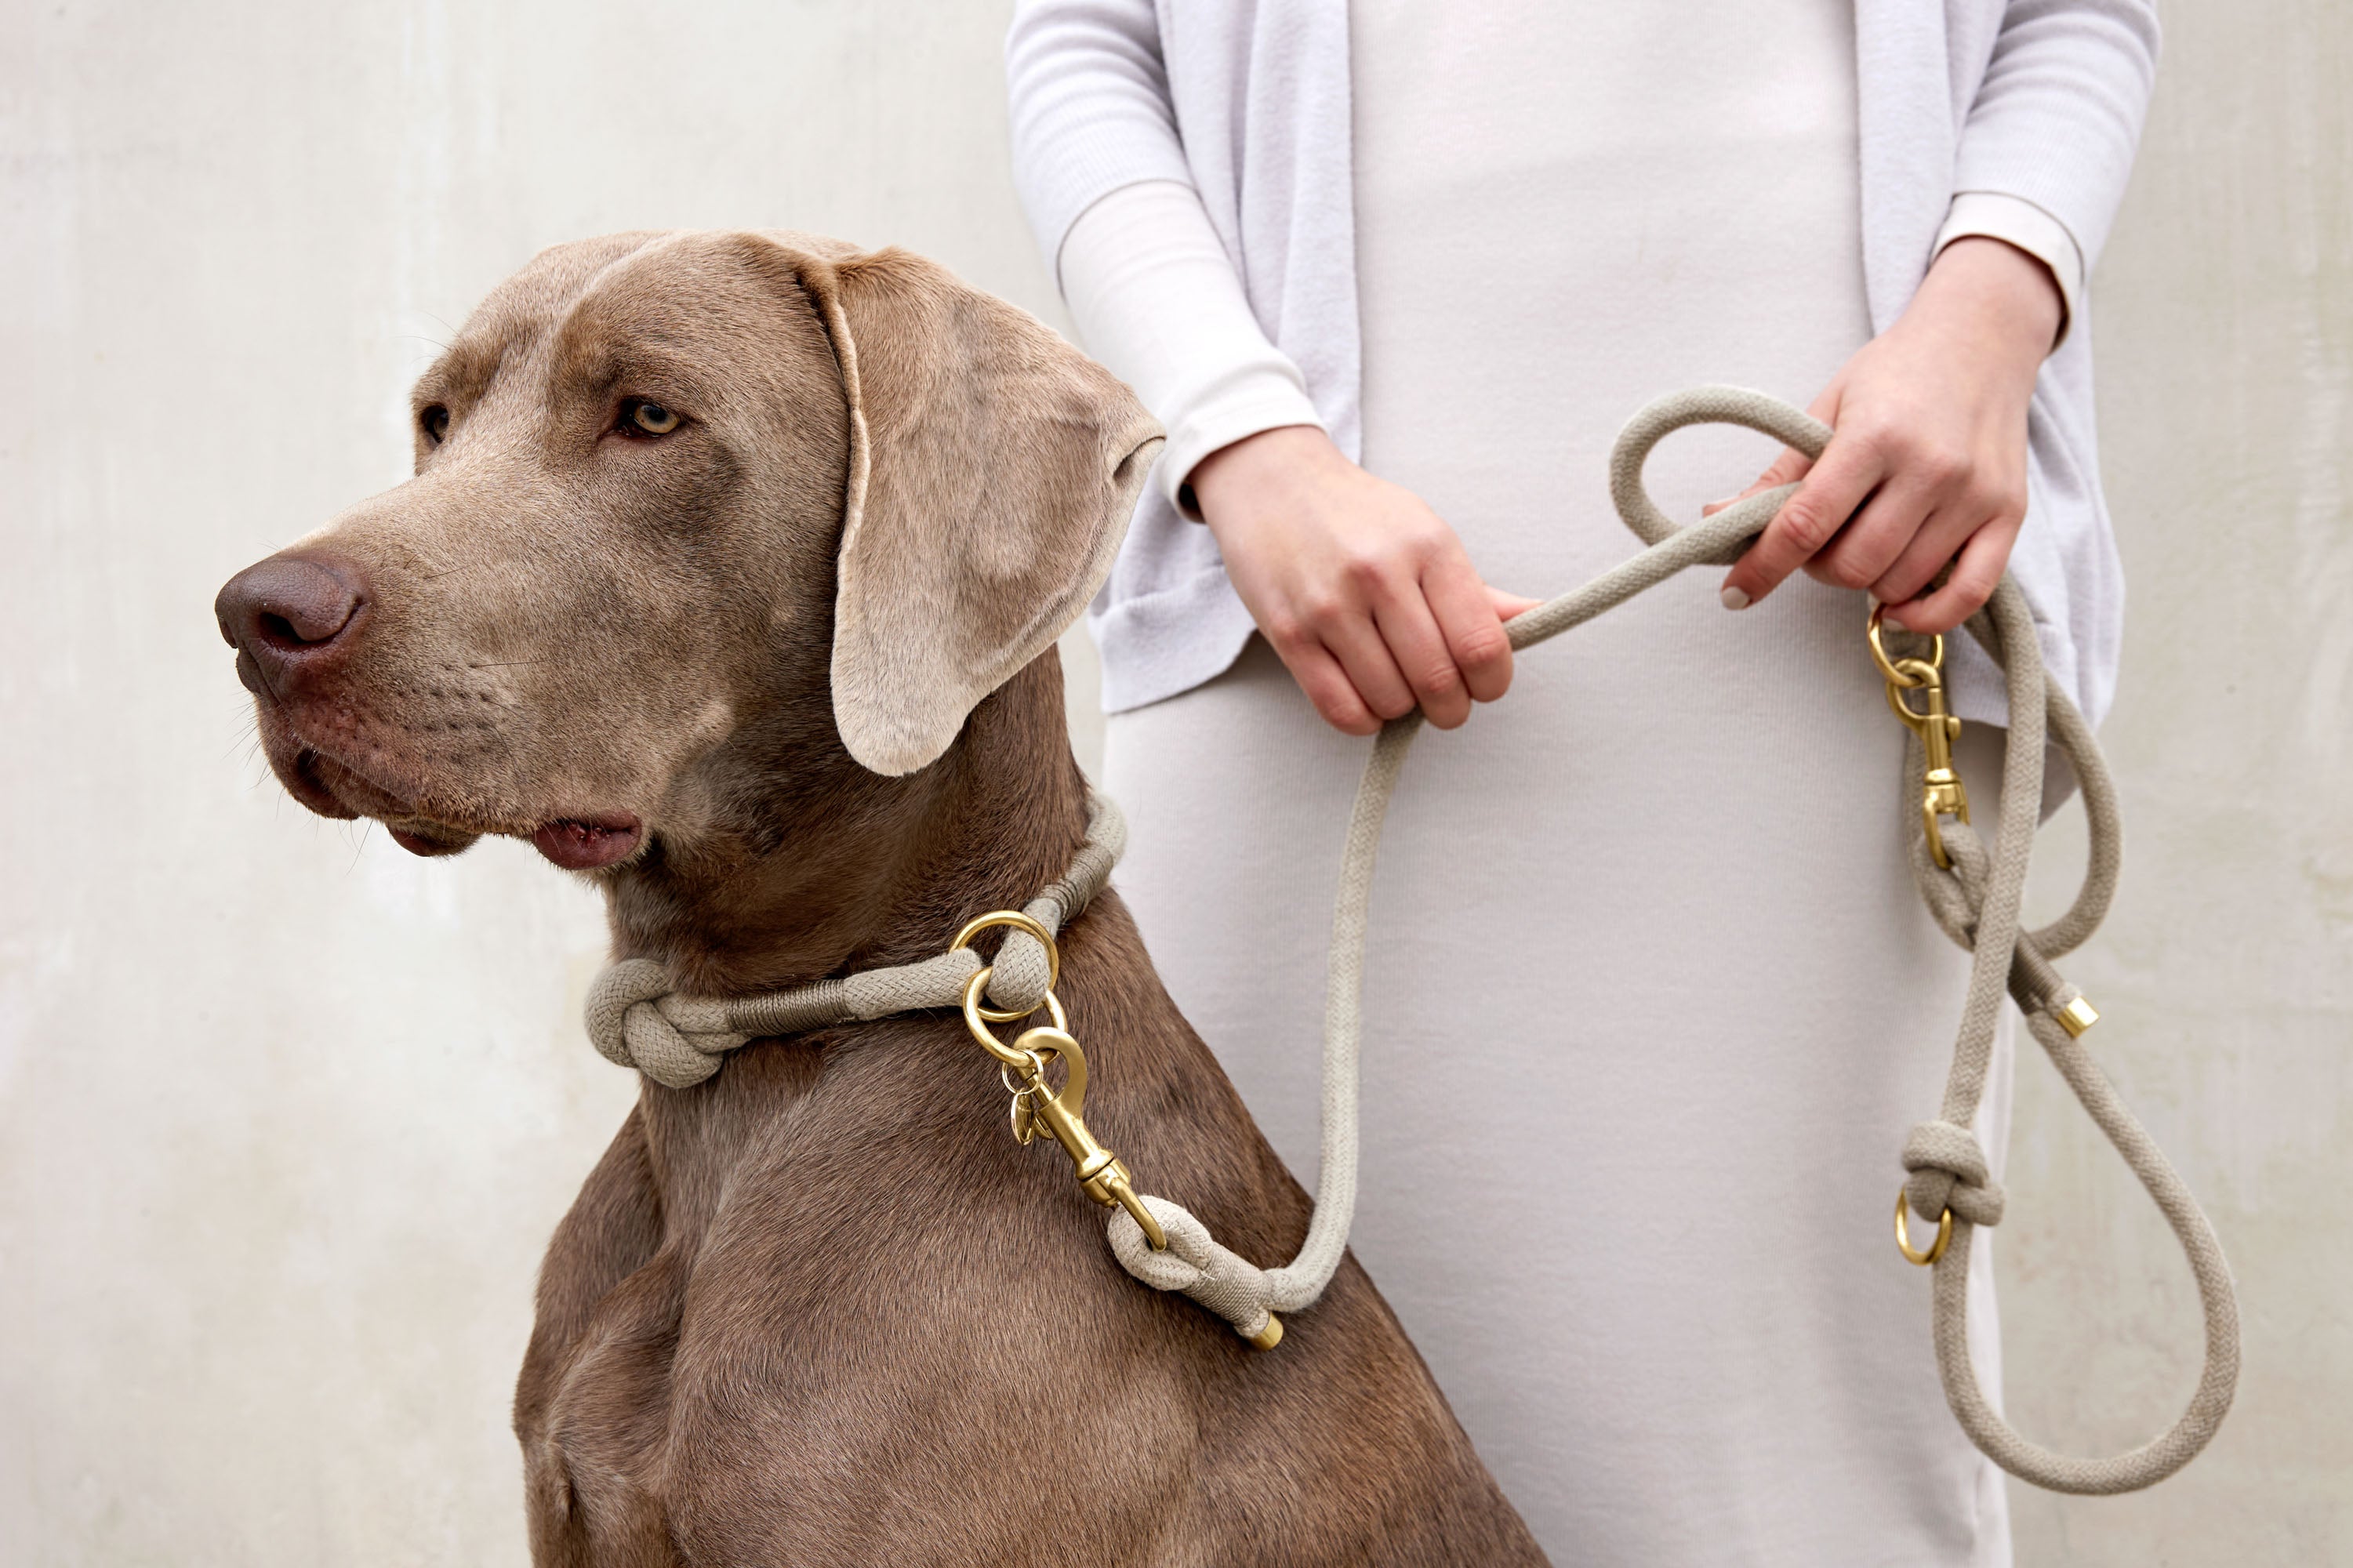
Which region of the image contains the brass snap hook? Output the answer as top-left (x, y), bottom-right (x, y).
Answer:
top-left (958, 967), bottom-right (1168, 1253)
top-left (1867, 605), bottom-right (1970, 869)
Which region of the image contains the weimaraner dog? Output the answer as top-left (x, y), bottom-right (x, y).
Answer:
top-left (216, 231), bottom-right (1543, 1566)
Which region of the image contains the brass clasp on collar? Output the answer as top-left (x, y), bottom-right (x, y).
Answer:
top-left (955, 913), bottom-right (1168, 1251)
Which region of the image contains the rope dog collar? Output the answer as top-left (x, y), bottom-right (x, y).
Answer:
top-left (583, 789), bottom-right (1126, 1088)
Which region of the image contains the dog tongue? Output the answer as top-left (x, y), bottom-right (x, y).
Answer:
top-left (532, 816), bottom-right (642, 870)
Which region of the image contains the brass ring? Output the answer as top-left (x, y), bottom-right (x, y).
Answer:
top-left (952, 909), bottom-right (1061, 1022)
top-left (1894, 1189), bottom-right (1954, 1266)
top-left (1867, 604), bottom-right (1944, 689)
top-left (1882, 666), bottom-right (1943, 728)
top-left (962, 966), bottom-right (1066, 1068)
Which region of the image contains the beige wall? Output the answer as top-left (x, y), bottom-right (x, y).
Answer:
top-left (2001, 1), bottom-right (2353, 1554)
top-left (2, 2), bottom-right (2340, 1562)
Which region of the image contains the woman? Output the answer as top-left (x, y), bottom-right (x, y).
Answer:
top-left (1008, 3), bottom-right (2155, 1561)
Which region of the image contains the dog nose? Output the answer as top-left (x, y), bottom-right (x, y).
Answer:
top-left (215, 557), bottom-right (365, 688)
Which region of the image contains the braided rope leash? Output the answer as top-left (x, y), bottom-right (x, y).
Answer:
top-left (1102, 386), bottom-right (2239, 1494)
top-left (583, 789), bottom-right (1127, 1088)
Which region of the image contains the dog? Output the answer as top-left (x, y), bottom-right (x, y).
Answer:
top-left (216, 230), bottom-right (1544, 1566)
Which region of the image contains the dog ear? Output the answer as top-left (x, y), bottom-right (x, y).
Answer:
top-left (775, 239), bottom-right (1162, 776)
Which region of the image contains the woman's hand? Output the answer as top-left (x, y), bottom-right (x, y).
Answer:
top-left (1189, 426), bottom-right (1539, 734)
top-left (1712, 237), bottom-right (2066, 633)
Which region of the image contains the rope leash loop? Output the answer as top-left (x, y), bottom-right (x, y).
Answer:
top-left (1881, 580), bottom-right (2239, 1493)
top-left (1102, 387), bottom-right (2237, 1493)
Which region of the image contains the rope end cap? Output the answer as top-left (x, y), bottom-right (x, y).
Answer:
top-left (2057, 995), bottom-right (2100, 1038)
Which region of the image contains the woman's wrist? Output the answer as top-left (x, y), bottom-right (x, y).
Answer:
top-left (1912, 236), bottom-right (2065, 372)
top-left (1186, 424), bottom-right (1338, 536)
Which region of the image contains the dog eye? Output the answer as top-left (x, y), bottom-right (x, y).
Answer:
top-left (419, 405), bottom-right (451, 444)
top-left (625, 399), bottom-right (682, 437)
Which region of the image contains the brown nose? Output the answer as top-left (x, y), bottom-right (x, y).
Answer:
top-left (215, 557), bottom-right (365, 692)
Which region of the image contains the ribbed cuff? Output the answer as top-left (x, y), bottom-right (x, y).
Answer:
top-left (1056, 178), bottom-right (1324, 517)
top-left (1934, 191), bottom-right (2086, 350)
top-left (1162, 387), bottom-right (1326, 517)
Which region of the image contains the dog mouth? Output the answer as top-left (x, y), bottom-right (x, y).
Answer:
top-left (262, 719), bottom-right (645, 871)
top-left (528, 816), bottom-right (645, 871)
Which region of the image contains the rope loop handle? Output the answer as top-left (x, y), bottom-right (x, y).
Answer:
top-left (1103, 387), bottom-right (2238, 1495)
top-left (1605, 383), bottom-right (1829, 553)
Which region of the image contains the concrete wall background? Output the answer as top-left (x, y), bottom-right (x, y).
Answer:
top-left (2, 2), bottom-right (2341, 1562)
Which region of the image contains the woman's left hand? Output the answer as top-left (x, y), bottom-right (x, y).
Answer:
top-left (1709, 236), bottom-right (2065, 633)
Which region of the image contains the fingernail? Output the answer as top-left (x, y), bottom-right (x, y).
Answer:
top-left (1719, 585), bottom-right (1752, 611)
top-left (1883, 608), bottom-right (1909, 630)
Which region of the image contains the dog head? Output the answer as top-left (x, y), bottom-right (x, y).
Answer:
top-left (216, 230), bottom-right (1158, 869)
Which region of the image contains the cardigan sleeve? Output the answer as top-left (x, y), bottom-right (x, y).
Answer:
top-left (1005, 0), bottom-right (1196, 289)
top-left (1947, 0), bottom-right (2160, 292)
top-left (1008, 2), bottom-right (1323, 513)
top-left (1060, 182), bottom-right (1325, 514)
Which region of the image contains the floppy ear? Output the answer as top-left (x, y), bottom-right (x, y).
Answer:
top-left (772, 238), bottom-right (1161, 775)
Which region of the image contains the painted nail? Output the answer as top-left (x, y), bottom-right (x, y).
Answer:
top-left (1719, 585), bottom-right (1752, 611)
top-left (1883, 608), bottom-right (1909, 630)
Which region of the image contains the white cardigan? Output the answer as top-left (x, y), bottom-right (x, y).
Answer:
top-left (1007, 0), bottom-right (2159, 728)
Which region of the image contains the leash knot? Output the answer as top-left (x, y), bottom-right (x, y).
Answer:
top-left (583, 959), bottom-right (746, 1089)
top-left (1901, 1119), bottom-right (2006, 1228)
top-left (1109, 1195), bottom-right (1279, 1343)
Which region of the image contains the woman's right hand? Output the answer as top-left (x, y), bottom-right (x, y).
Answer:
top-left (1188, 426), bottom-right (1538, 735)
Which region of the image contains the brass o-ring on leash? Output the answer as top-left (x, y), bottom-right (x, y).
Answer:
top-left (1866, 604), bottom-right (1942, 688)
top-left (960, 963), bottom-right (1066, 1065)
top-left (1894, 1190), bottom-right (1954, 1266)
top-left (953, 909), bottom-right (1061, 1022)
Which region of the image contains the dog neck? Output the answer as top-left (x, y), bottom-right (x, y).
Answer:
top-left (601, 651), bottom-right (1092, 999)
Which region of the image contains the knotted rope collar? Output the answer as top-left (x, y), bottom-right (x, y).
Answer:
top-left (579, 387), bottom-right (2238, 1497)
top-left (583, 789), bottom-right (1126, 1088)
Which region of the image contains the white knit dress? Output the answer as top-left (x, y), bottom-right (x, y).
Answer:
top-left (1094, 4), bottom-right (2021, 1563)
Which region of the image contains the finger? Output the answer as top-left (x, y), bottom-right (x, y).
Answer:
top-left (1868, 503), bottom-right (1987, 608)
top-left (1803, 470), bottom-right (1945, 593)
top-left (1487, 586), bottom-right (1543, 619)
top-left (1421, 552), bottom-right (1516, 707)
top-left (1319, 612), bottom-right (1419, 724)
top-left (1874, 464), bottom-right (2026, 605)
top-left (1719, 434), bottom-right (1884, 610)
top-left (1369, 591), bottom-right (1473, 728)
top-left (1270, 636), bottom-right (1381, 735)
top-left (1884, 516), bottom-right (2020, 634)
top-left (1701, 445), bottom-right (1815, 517)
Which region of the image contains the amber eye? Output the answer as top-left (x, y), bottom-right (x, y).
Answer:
top-left (625, 398), bottom-right (682, 436)
top-left (419, 405), bottom-right (451, 444)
